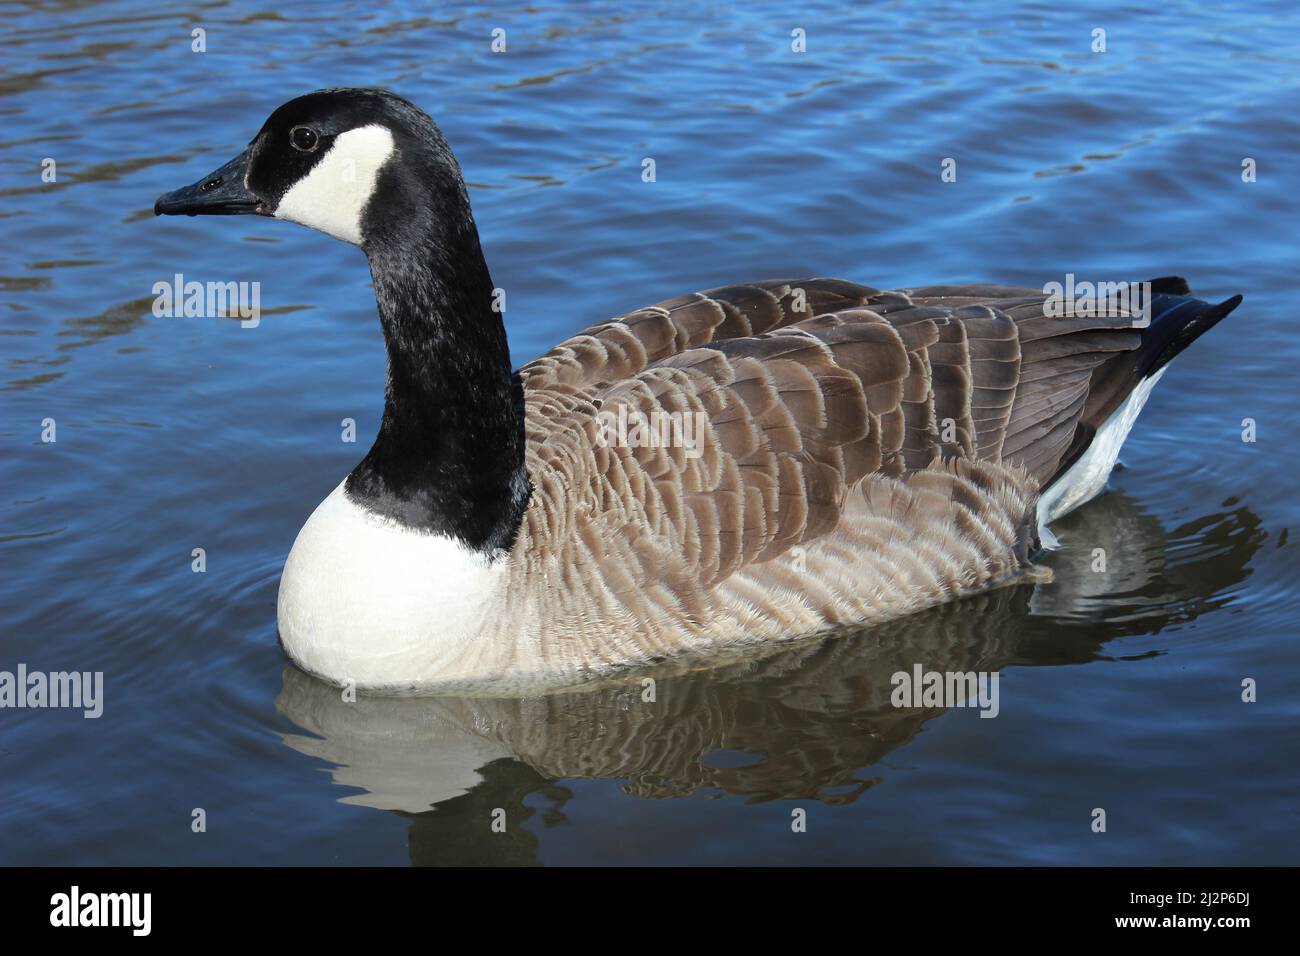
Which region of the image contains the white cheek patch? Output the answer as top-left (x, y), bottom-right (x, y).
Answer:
top-left (273, 124), bottom-right (396, 244)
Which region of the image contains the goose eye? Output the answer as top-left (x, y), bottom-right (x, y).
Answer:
top-left (289, 126), bottom-right (319, 152)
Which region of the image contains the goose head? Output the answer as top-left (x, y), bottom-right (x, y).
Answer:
top-left (155, 89), bottom-right (528, 555)
top-left (154, 87), bottom-right (471, 252)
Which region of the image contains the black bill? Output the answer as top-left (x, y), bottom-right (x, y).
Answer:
top-left (154, 148), bottom-right (263, 217)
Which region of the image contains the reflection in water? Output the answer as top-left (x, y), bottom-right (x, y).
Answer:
top-left (276, 492), bottom-right (1264, 863)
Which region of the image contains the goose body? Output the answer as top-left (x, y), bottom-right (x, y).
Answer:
top-left (156, 89), bottom-right (1242, 692)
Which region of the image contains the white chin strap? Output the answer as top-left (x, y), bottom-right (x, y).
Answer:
top-left (273, 125), bottom-right (396, 245)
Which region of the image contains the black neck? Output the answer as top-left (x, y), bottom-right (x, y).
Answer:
top-left (345, 205), bottom-right (529, 554)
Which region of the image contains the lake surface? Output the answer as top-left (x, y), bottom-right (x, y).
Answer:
top-left (2, 0), bottom-right (1298, 865)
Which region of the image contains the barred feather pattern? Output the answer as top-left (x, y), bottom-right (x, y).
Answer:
top-left (439, 278), bottom-right (1145, 687)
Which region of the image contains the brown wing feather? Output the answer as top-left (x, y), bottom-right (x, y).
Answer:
top-left (518, 278), bottom-right (1142, 595)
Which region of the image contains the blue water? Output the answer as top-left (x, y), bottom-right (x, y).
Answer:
top-left (2, 0), bottom-right (1298, 865)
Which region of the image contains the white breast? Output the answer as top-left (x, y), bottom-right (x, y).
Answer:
top-left (276, 481), bottom-right (508, 689)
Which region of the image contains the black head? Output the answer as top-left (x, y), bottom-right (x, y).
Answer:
top-left (154, 88), bottom-right (471, 250)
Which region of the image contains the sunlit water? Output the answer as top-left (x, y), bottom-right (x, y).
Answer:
top-left (2, 0), bottom-right (1298, 864)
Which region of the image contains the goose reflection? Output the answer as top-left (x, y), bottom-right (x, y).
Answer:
top-left (275, 491), bottom-right (1263, 861)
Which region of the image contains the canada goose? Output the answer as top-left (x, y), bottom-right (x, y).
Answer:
top-left (155, 88), bottom-right (1242, 692)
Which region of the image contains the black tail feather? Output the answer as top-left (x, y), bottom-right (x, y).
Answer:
top-left (1147, 275), bottom-right (1192, 296)
top-left (1045, 278), bottom-right (1242, 491)
top-left (1142, 291), bottom-right (1243, 376)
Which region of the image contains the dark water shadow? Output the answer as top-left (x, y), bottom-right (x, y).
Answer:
top-left (274, 491), bottom-right (1264, 865)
